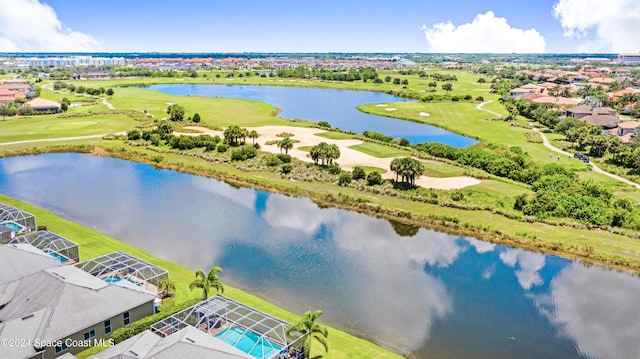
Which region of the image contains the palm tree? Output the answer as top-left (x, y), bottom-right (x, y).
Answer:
top-left (158, 277), bottom-right (176, 298)
top-left (189, 266), bottom-right (224, 300)
top-left (249, 130), bottom-right (259, 145)
top-left (286, 310), bottom-right (329, 359)
top-left (279, 136), bottom-right (294, 154)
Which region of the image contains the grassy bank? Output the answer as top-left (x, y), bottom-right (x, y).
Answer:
top-left (0, 191), bottom-right (401, 359)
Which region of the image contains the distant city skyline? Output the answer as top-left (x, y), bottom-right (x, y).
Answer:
top-left (0, 0), bottom-right (639, 54)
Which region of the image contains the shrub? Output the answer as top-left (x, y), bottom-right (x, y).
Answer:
top-left (352, 166), bottom-right (366, 180)
top-left (277, 154), bottom-right (292, 163)
top-left (127, 130), bottom-right (141, 141)
top-left (216, 143), bottom-right (229, 153)
top-left (318, 121), bottom-right (331, 128)
top-left (231, 145), bottom-right (258, 161)
top-left (281, 163), bottom-right (293, 174)
top-left (327, 163), bottom-right (341, 175)
top-left (367, 171), bottom-right (383, 185)
top-left (338, 172), bottom-right (352, 186)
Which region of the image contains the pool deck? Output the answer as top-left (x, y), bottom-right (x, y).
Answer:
top-left (98, 271), bottom-right (159, 294)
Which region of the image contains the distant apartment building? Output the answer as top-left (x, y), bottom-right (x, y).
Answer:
top-left (616, 53), bottom-right (640, 65)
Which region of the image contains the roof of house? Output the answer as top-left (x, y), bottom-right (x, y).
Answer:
top-left (530, 96), bottom-right (580, 106)
top-left (26, 97), bottom-right (61, 109)
top-left (0, 266), bottom-right (156, 358)
top-left (0, 88), bottom-right (15, 101)
top-left (88, 326), bottom-right (252, 359)
top-left (581, 114), bottom-right (620, 128)
top-left (567, 104), bottom-right (616, 115)
top-left (0, 244), bottom-right (60, 286)
top-left (618, 121), bottom-right (640, 129)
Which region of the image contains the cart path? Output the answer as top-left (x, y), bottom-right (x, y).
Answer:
top-left (476, 100), bottom-right (502, 117)
top-left (531, 126), bottom-right (640, 189)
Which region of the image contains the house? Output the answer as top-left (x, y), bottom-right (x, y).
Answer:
top-left (91, 295), bottom-right (302, 359)
top-left (509, 84), bottom-right (547, 99)
top-left (0, 265), bottom-right (157, 359)
top-left (609, 88), bottom-right (638, 102)
top-left (566, 104), bottom-right (616, 119)
top-left (616, 121), bottom-right (640, 143)
top-left (0, 88), bottom-right (15, 105)
top-left (71, 69), bottom-right (111, 80)
top-left (581, 113), bottom-right (620, 129)
top-left (0, 244), bottom-right (61, 285)
top-left (26, 98), bottom-right (61, 113)
top-left (88, 326), bottom-right (252, 359)
top-left (1, 81), bottom-right (32, 96)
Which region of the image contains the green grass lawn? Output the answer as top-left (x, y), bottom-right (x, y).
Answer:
top-left (421, 160), bottom-right (466, 177)
top-left (348, 143), bottom-right (411, 158)
top-left (315, 131), bottom-right (357, 140)
top-left (358, 165), bottom-right (387, 174)
top-left (297, 145), bottom-right (312, 152)
top-left (0, 113), bottom-right (137, 143)
top-left (0, 192), bottom-right (401, 359)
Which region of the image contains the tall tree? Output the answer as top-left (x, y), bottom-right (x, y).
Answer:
top-left (442, 83), bottom-right (453, 93)
top-left (390, 157), bottom-right (425, 185)
top-left (278, 136), bottom-right (294, 154)
top-left (248, 129), bottom-right (259, 145)
top-left (167, 104), bottom-right (185, 122)
top-left (286, 310), bottom-right (329, 359)
top-left (189, 267), bottom-right (224, 300)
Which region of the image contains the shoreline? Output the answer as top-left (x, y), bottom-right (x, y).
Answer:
top-left (3, 145), bottom-right (638, 275)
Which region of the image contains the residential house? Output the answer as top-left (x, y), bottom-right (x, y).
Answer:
top-left (26, 98), bottom-right (61, 113)
top-left (0, 88), bottom-right (15, 105)
top-left (509, 84), bottom-right (547, 99)
top-left (0, 244), bottom-right (61, 285)
top-left (88, 326), bottom-right (252, 359)
top-left (567, 104), bottom-right (616, 119)
top-left (0, 265), bottom-right (156, 359)
top-left (609, 88), bottom-right (638, 103)
top-left (616, 121), bottom-right (640, 143)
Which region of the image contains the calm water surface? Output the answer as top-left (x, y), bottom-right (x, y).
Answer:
top-left (146, 84), bottom-right (477, 147)
top-left (1, 153), bottom-right (638, 359)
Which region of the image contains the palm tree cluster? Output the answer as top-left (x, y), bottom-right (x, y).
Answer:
top-left (309, 142), bottom-right (340, 166)
top-left (286, 310), bottom-right (329, 359)
top-left (390, 157), bottom-right (425, 185)
top-left (189, 266), bottom-right (224, 300)
top-left (223, 125), bottom-right (248, 146)
top-left (278, 136), bottom-right (294, 154)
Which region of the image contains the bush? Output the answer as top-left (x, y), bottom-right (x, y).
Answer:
top-left (363, 130), bottom-right (393, 142)
top-left (277, 154), bottom-right (292, 163)
top-left (281, 163), bottom-right (293, 174)
top-left (338, 172), bottom-right (352, 186)
top-left (127, 130), bottom-right (142, 141)
top-left (231, 145), bottom-right (258, 161)
top-left (318, 121), bottom-right (331, 128)
top-left (352, 166), bottom-right (366, 180)
top-left (327, 163), bottom-right (341, 175)
top-left (216, 143), bottom-right (229, 153)
top-left (367, 171), bottom-right (383, 185)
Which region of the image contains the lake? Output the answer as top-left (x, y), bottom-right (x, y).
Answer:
top-left (145, 84), bottom-right (477, 147)
top-left (0, 153), bottom-right (638, 359)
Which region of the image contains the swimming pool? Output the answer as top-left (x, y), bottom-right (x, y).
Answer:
top-left (103, 276), bottom-right (142, 286)
top-left (44, 250), bottom-right (69, 264)
top-left (215, 326), bottom-right (282, 359)
top-left (1, 221), bottom-right (24, 233)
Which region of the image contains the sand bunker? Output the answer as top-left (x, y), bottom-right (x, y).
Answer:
top-left (175, 125), bottom-right (481, 190)
top-left (419, 112), bottom-right (430, 117)
top-left (385, 108), bottom-right (397, 111)
top-left (376, 104), bottom-right (389, 107)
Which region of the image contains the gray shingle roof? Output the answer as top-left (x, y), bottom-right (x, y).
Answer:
top-left (89, 326), bottom-right (252, 359)
top-left (0, 244), bottom-right (60, 285)
top-left (0, 266), bottom-right (156, 358)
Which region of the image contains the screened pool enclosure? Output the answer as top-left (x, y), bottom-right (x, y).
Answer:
top-left (0, 202), bottom-right (36, 234)
top-left (9, 230), bottom-right (79, 264)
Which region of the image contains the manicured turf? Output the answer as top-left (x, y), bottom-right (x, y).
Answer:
top-left (348, 143), bottom-right (411, 158)
top-left (358, 166), bottom-right (387, 174)
top-left (315, 131), bottom-right (357, 140)
top-left (0, 113), bottom-right (137, 143)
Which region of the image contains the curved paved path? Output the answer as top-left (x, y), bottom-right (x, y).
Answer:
top-left (476, 100), bottom-right (502, 117)
top-left (0, 133), bottom-right (125, 146)
top-left (531, 127), bottom-right (640, 189)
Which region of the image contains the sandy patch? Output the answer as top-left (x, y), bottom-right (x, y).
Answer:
top-left (419, 112), bottom-right (430, 117)
top-left (176, 79), bottom-right (184, 81)
top-left (227, 78), bottom-right (233, 81)
top-left (385, 108), bottom-right (397, 111)
top-left (376, 104), bottom-right (389, 107)
top-left (278, 80), bottom-right (283, 82)
top-left (176, 125), bottom-right (481, 190)
top-left (165, 102), bottom-right (175, 105)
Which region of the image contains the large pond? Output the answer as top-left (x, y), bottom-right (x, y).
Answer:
top-left (146, 84), bottom-right (477, 147)
top-left (1, 153), bottom-right (639, 359)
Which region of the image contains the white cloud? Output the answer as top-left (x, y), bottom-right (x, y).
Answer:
top-left (553, 0), bottom-right (640, 52)
top-left (0, 0), bottom-right (100, 52)
top-left (499, 248), bottom-right (546, 290)
top-left (421, 11), bottom-right (546, 53)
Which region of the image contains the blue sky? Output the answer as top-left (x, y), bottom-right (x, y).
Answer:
top-left (1, 0), bottom-right (639, 53)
